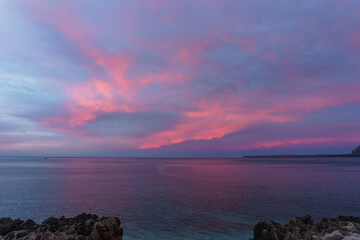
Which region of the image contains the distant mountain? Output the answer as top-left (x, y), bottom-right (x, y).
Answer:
top-left (352, 146), bottom-right (360, 155)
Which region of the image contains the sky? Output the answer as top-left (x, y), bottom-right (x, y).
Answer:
top-left (0, 0), bottom-right (360, 157)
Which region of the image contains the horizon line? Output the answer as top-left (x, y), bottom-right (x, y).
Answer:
top-left (0, 152), bottom-right (359, 159)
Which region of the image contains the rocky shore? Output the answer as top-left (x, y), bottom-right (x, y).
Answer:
top-left (251, 215), bottom-right (360, 240)
top-left (0, 213), bottom-right (123, 240)
top-left (2, 213), bottom-right (359, 240)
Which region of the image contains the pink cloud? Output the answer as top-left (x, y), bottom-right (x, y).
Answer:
top-left (7, 0), bottom-right (360, 154)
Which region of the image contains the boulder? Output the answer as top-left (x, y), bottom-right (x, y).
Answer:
top-left (91, 217), bottom-right (123, 240)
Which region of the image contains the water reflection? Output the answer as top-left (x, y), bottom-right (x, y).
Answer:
top-left (0, 157), bottom-right (360, 239)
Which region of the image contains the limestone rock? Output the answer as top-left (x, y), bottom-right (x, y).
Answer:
top-left (251, 216), bottom-right (360, 240)
top-left (0, 214), bottom-right (123, 240)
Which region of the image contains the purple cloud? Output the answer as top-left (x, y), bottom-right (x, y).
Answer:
top-left (0, 0), bottom-right (359, 156)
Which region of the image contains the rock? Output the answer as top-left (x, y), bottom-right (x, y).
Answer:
top-left (91, 217), bottom-right (123, 240)
top-left (323, 230), bottom-right (343, 240)
top-left (338, 216), bottom-right (360, 224)
top-left (254, 221), bottom-right (280, 240)
top-left (0, 214), bottom-right (123, 240)
top-left (251, 216), bottom-right (360, 240)
top-left (345, 223), bottom-right (356, 232)
top-left (4, 230), bottom-right (28, 240)
top-left (22, 220), bottom-right (37, 230)
top-left (297, 215), bottom-right (312, 225)
top-left (0, 218), bottom-right (24, 236)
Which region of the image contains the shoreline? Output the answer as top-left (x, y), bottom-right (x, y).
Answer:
top-left (0, 213), bottom-right (123, 240)
top-left (251, 215), bottom-right (360, 240)
top-left (2, 214), bottom-right (360, 240)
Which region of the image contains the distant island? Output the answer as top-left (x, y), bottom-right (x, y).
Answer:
top-left (244, 145), bottom-right (360, 158)
top-left (353, 145), bottom-right (360, 155)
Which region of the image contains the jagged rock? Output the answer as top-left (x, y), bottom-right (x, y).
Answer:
top-left (251, 216), bottom-right (360, 240)
top-left (0, 218), bottom-right (26, 236)
top-left (0, 213), bottom-right (123, 240)
top-left (254, 221), bottom-right (282, 240)
top-left (91, 217), bottom-right (123, 240)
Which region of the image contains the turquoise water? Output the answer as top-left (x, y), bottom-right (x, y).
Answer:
top-left (0, 157), bottom-right (360, 239)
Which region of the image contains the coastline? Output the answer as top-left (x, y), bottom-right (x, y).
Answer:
top-left (251, 215), bottom-right (360, 240)
top-left (0, 213), bottom-right (123, 240)
top-left (2, 214), bottom-right (360, 240)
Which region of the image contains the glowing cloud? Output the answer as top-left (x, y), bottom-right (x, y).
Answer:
top-left (1, 0), bottom-right (360, 156)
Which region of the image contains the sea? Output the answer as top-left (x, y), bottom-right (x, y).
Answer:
top-left (0, 157), bottom-right (360, 240)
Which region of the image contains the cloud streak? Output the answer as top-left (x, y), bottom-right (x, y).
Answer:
top-left (1, 0), bottom-right (360, 156)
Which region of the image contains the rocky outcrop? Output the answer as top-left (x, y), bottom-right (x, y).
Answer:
top-left (251, 215), bottom-right (360, 240)
top-left (352, 146), bottom-right (360, 155)
top-left (0, 213), bottom-right (123, 240)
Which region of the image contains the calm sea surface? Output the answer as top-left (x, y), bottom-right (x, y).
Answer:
top-left (1, 157), bottom-right (360, 239)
